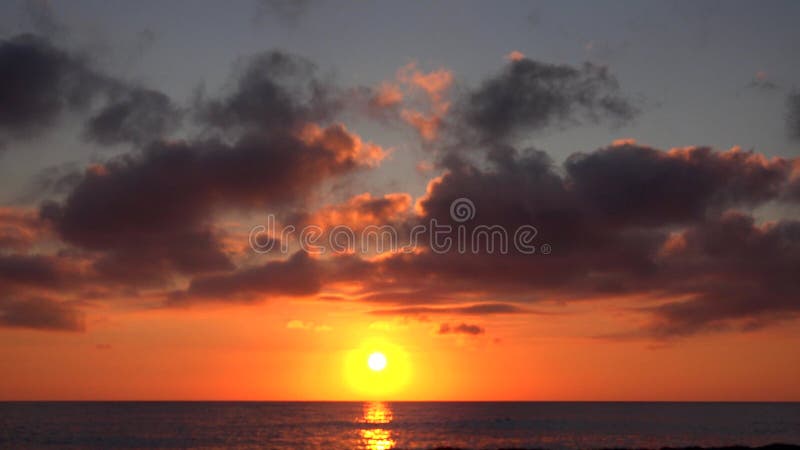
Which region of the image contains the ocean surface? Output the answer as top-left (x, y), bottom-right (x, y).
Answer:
top-left (1, 402), bottom-right (799, 450)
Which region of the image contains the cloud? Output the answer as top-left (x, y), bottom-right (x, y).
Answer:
top-left (301, 192), bottom-right (412, 231)
top-left (357, 142), bottom-right (800, 336)
top-left (370, 303), bottom-right (530, 316)
top-left (0, 207), bottom-right (47, 251)
top-left (438, 322), bottom-right (484, 335)
top-left (397, 62), bottom-right (453, 108)
top-left (400, 109), bottom-right (441, 141)
top-left (457, 57), bottom-right (636, 144)
top-left (564, 143), bottom-right (790, 225)
top-left (359, 56), bottom-right (633, 146)
top-left (170, 251), bottom-right (321, 304)
top-left (505, 50), bottom-right (525, 62)
top-left (0, 254), bottom-right (68, 291)
top-left (0, 213), bottom-right (102, 320)
top-left (41, 124), bottom-right (383, 282)
top-left (362, 62), bottom-right (453, 141)
top-left (397, 62), bottom-right (453, 141)
top-left (371, 82), bottom-right (403, 109)
top-left (0, 246), bottom-right (96, 333)
top-left (40, 47), bottom-right (385, 284)
top-left (0, 33), bottom-right (180, 148)
top-left (644, 211), bottom-right (800, 336)
top-left (168, 251), bottom-right (379, 306)
top-left (415, 160), bottom-right (435, 174)
top-left (0, 297), bottom-right (84, 331)
top-left (163, 142), bottom-right (800, 336)
top-left (0, 34), bottom-right (98, 137)
top-left (3, 32), bottom-right (798, 341)
top-left (84, 86), bottom-right (182, 146)
top-left (197, 50), bottom-right (339, 133)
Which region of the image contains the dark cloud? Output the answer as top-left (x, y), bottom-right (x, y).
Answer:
top-left (438, 322), bottom-right (485, 335)
top-left (457, 58), bottom-right (636, 144)
top-left (564, 143), bottom-right (791, 226)
top-left (0, 33), bottom-right (180, 148)
top-left (0, 217), bottom-right (87, 333)
top-left (0, 209), bottom-right (91, 299)
top-left (29, 43), bottom-right (383, 286)
top-left (164, 141), bottom-right (800, 336)
top-left (0, 231), bottom-right (160, 310)
top-left (788, 90), bottom-right (800, 140)
top-left (420, 143), bottom-right (792, 237)
top-left (84, 86), bottom-right (182, 146)
top-left (0, 296), bottom-right (84, 331)
top-left (370, 303), bottom-right (530, 316)
top-left (3, 31), bottom-right (798, 341)
top-left (0, 207), bottom-right (46, 251)
top-left (357, 142), bottom-right (800, 336)
top-left (646, 212), bottom-right (800, 336)
top-left (168, 252), bottom-right (378, 306)
top-left (0, 254), bottom-right (65, 290)
top-left (41, 123), bottom-right (380, 282)
top-left (169, 251), bottom-right (321, 304)
top-left (197, 50), bottom-right (338, 133)
top-left (0, 34), bottom-right (99, 137)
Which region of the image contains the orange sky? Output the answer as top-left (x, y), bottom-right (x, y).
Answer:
top-left (3, 297), bottom-right (799, 401)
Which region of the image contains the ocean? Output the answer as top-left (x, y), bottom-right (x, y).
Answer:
top-left (1, 402), bottom-right (799, 449)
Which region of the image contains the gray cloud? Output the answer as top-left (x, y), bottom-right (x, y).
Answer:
top-left (370, 303), bottom-right (530, 316)
top-left (196, 50), bottom-right (339, 133)
top-left (41, 124), bottom-right (376, 283)
top-left (438, 322), bottom-right (485, 335)
top-left (169, 251), bottom-right (321, 304)
top-left (0, 297), bottom-right (84, 331)
top-left (84, 86), bottom-right (182, 146)
top-left (457, 58), bottom-right (637, 144)
top-left (0, 33), bottom-right (180, 148)
top-left (0, 34), bottom-right (100, 138)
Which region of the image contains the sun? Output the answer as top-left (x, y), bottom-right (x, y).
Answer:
top-left (367, 352), bottom-right (387, 372)
top-left (344, 338), bottom-right (410, 397)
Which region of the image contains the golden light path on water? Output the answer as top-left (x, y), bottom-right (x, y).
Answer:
top-left (359, 402), bottom-right (395, 450)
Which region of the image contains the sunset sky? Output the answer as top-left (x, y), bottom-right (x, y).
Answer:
top-left (2, 0), bottom-right (800, 401)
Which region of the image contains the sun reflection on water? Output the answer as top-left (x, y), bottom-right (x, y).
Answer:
top-left (359, 402), bottom-right (395, 450)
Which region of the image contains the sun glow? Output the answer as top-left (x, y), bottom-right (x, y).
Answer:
top-left (344, 338), bottom-right (411, 398)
